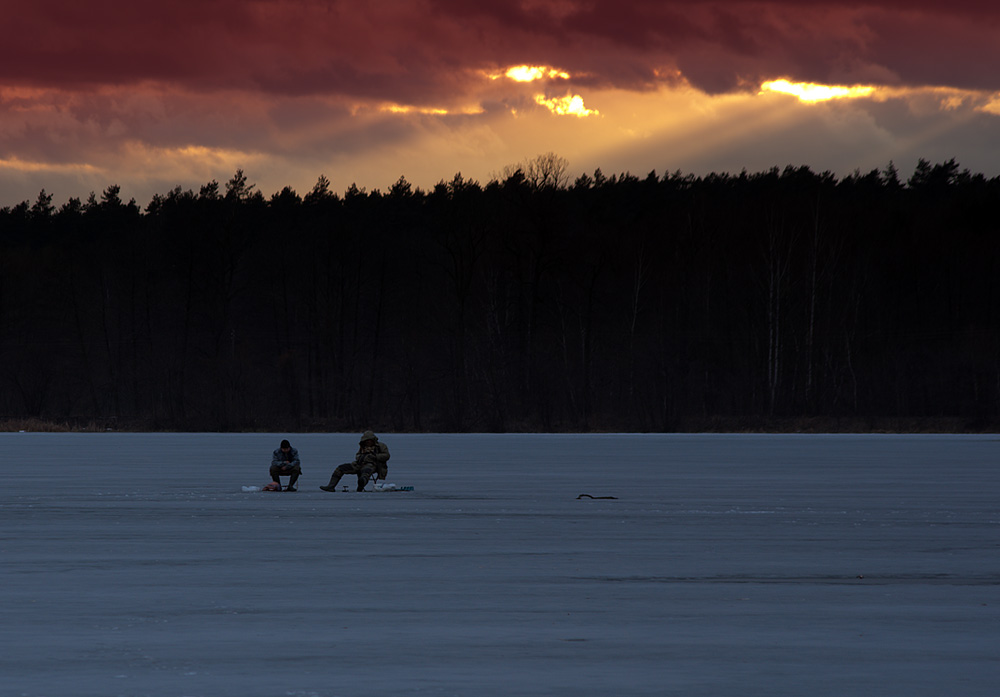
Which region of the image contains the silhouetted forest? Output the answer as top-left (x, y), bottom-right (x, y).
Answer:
top-left (2, 156), bottom-right (999, 432)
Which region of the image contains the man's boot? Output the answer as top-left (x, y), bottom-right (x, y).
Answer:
top-left (319, 474), bottom-right (340, 492)
top-left (286, 472), bottom-right (299, 492)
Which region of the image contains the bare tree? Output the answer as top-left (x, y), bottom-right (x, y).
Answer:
top-left (492, 152), bottom-right (570, 190)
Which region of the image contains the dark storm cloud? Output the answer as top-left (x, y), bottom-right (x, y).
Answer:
top-left (5, 1), bottom-right (1000, 99)
top-left (427, 0), bottom-right (1000, 91)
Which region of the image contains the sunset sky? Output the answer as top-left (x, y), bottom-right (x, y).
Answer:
top-left (3, 0), bottom-right (1000, 206)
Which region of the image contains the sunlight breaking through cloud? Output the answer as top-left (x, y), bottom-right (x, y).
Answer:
top-left (533, 94), bottom-right (598, 117)
top-left (382, 104), bottom-right (449, 115)
top-left (380, 103), bottom-right (485, 116)
top-left (491, 65), bottom-right (571, 82)
top-left (761, 79), bottom-right (876, 103)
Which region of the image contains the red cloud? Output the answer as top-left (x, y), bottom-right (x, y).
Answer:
top-left (4, 1), bottom-right (1000, 99)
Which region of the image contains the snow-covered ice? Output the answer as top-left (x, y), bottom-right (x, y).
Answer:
top-left (2, 432), bottom-right (998, 696)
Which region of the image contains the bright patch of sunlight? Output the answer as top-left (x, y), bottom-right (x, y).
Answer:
top-left (495, 65), bottom-right (571, 82)
top-left (761, 79), bottom-right (876, 103)
top-left (380, 104), bottom-right (484, 116)
top-left (533, 94), bottom-right (598, 117)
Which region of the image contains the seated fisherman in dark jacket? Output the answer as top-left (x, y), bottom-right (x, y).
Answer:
top-left (270, 439), bottom-right (302, 492)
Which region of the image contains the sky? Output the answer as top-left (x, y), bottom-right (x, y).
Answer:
top-left (3, 0), bottom-right (1000, 207)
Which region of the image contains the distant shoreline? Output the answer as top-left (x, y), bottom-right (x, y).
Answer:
top-left (3, 416), bottom-right (996, 434)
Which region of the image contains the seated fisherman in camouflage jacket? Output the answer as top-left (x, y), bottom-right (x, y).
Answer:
top-left (320, 430), bottom-right (389, 492)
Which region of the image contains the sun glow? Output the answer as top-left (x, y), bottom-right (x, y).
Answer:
top-left (0, 155), bottom-right (102, 174)
top-left (761, 79), bottom-right (876, 103)
top-left (982, 96), bottom-right (1000, 116)
top-left (493, 65), bottom-right (571, 82)
top-left (380, 103), bottom-right (484, 116)
top-left (534, 94), bottom-right (598, 117)
top-left (383, 104), bottom-right (449, 115)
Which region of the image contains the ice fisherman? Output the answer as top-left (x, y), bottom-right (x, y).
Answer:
top-left (270, 439), bottom-right (302, 492)
top-left (320, 430), bottom-right (390, 492)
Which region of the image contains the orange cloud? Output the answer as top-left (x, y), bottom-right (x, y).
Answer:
top-left (0, 156), bottom-right (102, 175)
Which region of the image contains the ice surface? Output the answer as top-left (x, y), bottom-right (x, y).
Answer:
top-left (2, 433), bottom-right (999, 696)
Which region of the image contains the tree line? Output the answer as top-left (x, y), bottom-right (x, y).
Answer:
top-left (1, 157), bottom-right (999, 432)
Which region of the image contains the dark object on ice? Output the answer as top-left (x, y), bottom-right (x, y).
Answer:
top-left (577, 494), bottom-right (618, 499)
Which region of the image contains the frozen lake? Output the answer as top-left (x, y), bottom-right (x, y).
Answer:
top-left (2, 433), bottom-right (998, 696)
